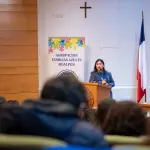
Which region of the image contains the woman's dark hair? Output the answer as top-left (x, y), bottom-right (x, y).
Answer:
top-left (102, 101), bottom-right (147, 136)
top-left (93, 59), bottom-right (106, 72)
top-left (41, 76), bottom-right (88, 109)
top-left (96, 99), bottom-right (116, 128)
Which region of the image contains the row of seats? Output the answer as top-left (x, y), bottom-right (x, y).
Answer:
top-left (0, 134), bottom-right (149, 148)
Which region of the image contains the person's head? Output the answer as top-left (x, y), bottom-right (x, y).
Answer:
top-left (96, 99), bottom-right (116, 127)
top-left (41, 76), bottom-right (88, 118)
top-left (0, 96), bottom-right (6, 105)
top-left (21, 99), bottom-right (36, 109)
top-left (94, 59), bottom-right (106, 72)
top-left (7, 100), bottom-right (19, 106)
top-left (102, 101), bottom-right (147, 136)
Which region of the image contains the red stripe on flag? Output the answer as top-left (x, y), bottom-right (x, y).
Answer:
top-left (137, 69), bottom-right (145, 103)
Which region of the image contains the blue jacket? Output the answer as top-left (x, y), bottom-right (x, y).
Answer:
top-left (89, 71), bottom-right (115, 98)
top-left (22, 100), bottom-right (108, 148)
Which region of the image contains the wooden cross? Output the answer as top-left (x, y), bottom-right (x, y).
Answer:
top-left (80, 2), bottom-right (92, 18)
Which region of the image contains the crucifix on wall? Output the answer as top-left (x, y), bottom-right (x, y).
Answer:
top-left (80, 2), bottom-right (92, 18)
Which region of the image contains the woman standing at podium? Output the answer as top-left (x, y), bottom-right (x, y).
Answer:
top-left (89, 59), bottom-right (115, 98)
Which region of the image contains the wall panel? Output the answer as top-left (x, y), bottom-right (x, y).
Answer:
top-left (0, 0), bottom-right (38, 102)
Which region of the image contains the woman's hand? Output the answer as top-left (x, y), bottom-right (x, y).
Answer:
top-left (102, 80), bottom-right (109, 86)
top-left (102, 80), bottom-right (106, 84)
top-left (105, 83), bottom-right (109, 86)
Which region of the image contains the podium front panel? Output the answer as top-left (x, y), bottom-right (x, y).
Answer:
top-left (83, 82), bottom-right (110, 108)
top-left (83, 83), bottom-right (98, 108)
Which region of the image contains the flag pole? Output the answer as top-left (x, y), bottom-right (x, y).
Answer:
top-left (143, 11), bottom-right (146, 103)
top-left (142, 11), bottom-right (144, 18)
top-left (145, 90), bottom-right (147, 103)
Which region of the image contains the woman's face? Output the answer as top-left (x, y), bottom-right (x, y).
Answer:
top-left (96, 61), bottom-right (104, 72)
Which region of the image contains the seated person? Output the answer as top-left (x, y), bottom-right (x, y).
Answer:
top-left (22, 76), bottom-right (108, 148)
top-left (6, 100), bottom-right (19, 106)
top-left (0, 96), bottom-right (6, 105)
top-left (102, 101), bottom-right (147, 136)
top-left (95, 99), bottom-right (116, 129)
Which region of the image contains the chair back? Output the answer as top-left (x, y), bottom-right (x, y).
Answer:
top-left (0, 134), bottom-right (66, 149)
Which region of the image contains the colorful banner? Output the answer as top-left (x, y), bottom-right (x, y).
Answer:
top-left (48, 37), bottom-right (85, 81)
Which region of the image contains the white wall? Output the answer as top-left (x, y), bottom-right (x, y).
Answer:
top-left (38, 0), bottom-right (150, 102)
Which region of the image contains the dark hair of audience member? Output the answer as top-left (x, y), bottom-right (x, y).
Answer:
top-left (21, 99), bottom-right (36, 109)
top-left (22, 99), bottom-right (34, 104)
top-left (95, 98), bottom-right (116, 128)
top-left (7, 100), bottom-right (19, 105)
top-left (102, 101), bottom-right (147, 136)
top-left (0, 105), bottom-right (53, 137)
top-left (41, 76), bottom-right (88, 110)
top-left (0, 96), bottom-right (6, 105)
top-left (84, 109), bottom-right (97, 124)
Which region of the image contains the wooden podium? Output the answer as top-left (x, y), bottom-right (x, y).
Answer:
top-left (83, 82), bottom-right (111, 108)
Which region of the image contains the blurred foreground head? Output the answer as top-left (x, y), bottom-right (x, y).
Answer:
top-left (41, 76), bottom-right (88, 116)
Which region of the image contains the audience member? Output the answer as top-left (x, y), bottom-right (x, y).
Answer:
top-left (21, 99), bottom-right (36, 109)
top-left (0, 96), bottom-right (6, 105)
top-left (95, 99), bottom-right (116, 129)
top-left (22, 76), bottom-right (108, 148)
top-left (102, 101), bottom-right (147, 136)
top-left (6, 100), bottom-right (19, 106)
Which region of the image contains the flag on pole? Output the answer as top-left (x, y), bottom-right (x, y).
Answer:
top-left (137, 11), bottom-right (147, 103)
